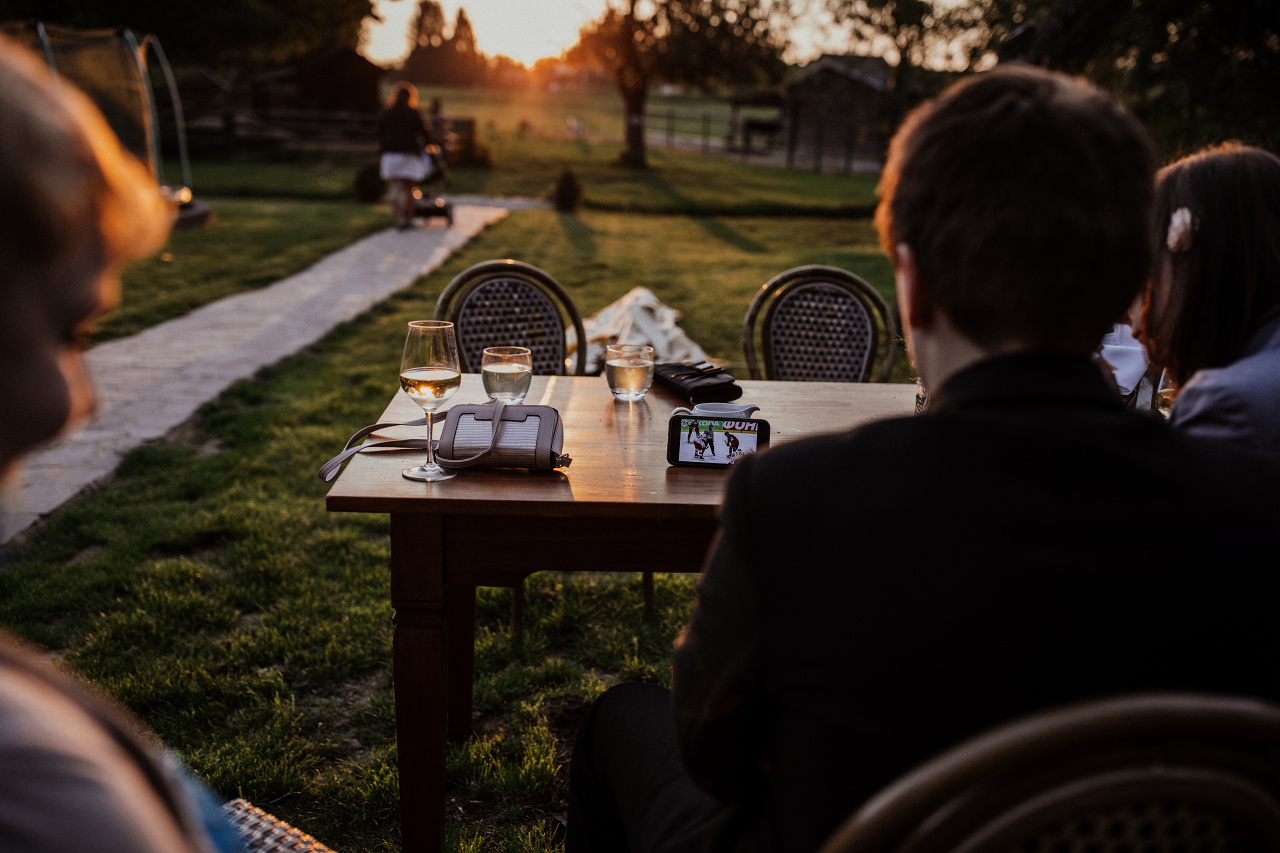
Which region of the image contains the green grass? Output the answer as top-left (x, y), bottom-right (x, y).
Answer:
top-left (412, 84), bottom-right (778, 141)
top-left (0, 208), bottom-right (907, 853)
top-left (188, 137), bottom-right (878, 216)
top-left (99, 198), bottom-right (392, 343)
top-left (442, 208), bottom-right (902, 375)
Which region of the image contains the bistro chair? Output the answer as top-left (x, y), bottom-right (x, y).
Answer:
top-left (432, 259), bottom-right (589, 637)
top-left (433, 259), bottom-right (588, 377)
top-left (222, 799), bottom-right (336, 852)
top-left (743, 265), bottom-right (896, 383)
top-left (818, 692), bottom-right (1280, 853)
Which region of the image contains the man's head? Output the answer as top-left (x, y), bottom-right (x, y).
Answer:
top-left (876, 65), bottom-right (1157, 361)
top-left (0, 36), bottom-right (169, 474)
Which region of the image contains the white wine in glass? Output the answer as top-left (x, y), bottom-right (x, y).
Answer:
top-left (401, 320), bottom-right (461, 481)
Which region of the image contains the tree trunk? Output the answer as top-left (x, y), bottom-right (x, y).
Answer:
top-left (619, 83), bottom-right (648, 169)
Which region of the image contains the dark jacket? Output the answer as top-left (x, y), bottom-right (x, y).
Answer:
top-left (378, 102), bottom-right (429, 154)
top-left (672, 352), bottom-right (1280, 853)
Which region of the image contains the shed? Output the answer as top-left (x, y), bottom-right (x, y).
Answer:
top-left (783, 54), bottom-right (893, 171)
top-left (252, 46), bottom-right (384, 114)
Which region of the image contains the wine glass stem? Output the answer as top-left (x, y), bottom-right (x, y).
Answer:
top-left (424, 411), bottom-right (436, 467)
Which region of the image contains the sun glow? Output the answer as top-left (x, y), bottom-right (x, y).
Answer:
top-left (361, 0), bottom-right (609, 67)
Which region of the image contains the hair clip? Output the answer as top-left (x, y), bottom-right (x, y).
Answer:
top-left (1167, 207), bottom-right (1194, 252)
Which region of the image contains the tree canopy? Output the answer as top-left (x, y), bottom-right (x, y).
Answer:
top-left (401, 2), bottom-right (488, 86)
top-left (825, 0), bottom-right (1280, 156)
top-left (572, 0), bottom-right (789, 167)
top-left (0, 0), bottom-right (379, 70)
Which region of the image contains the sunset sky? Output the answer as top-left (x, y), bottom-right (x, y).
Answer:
top-left (360, 0), bottom-right (847, 68)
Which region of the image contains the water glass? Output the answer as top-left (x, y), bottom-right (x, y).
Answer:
top-left (481, 346), bottom-right (533, 404)
top-left (605, 344), bottom-right (654, 401)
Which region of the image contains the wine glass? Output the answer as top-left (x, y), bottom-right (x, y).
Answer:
top-left (400, 320), bottom-right (461, 482)
top-left (481, 346), bottom-right (533, 404)
top-left (1155, 369), bottom-right (1178, 419)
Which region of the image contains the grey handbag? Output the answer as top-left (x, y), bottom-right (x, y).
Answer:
top-left (435, 400), bottom-right (570, 470)
top-left (318, 398), bottom-right (570, 482)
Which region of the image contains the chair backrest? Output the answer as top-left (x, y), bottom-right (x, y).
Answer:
top-left (743, 265), bottom-right (897, 383)
top-left (433, 260), bottom-right (588, 376)
top-left (818, 693), bottom-right (1280, 853)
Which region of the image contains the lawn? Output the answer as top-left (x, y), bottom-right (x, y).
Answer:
top-left (190, 135), bottom-right (879, 216)
top-left (0, 207), bottom-right (906, 852)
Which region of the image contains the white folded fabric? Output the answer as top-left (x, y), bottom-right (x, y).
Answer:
top-left (1099, 323), bottom-right (1149, 395)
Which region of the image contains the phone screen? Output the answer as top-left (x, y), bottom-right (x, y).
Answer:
top-left (667, 416), bottom-right (769, 467)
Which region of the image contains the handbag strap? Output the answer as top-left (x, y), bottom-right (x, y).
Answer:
top-left (433, 398), bottom-right (507, 468)
top-left (318, 415), bottom-right (433, 482)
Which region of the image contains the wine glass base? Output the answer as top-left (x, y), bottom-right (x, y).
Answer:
top-left (403, 463), bottom-right (456, 482)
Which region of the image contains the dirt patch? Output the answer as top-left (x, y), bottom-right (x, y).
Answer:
top-left (155, 416), bottom-right (225, 458)
top-left (300, 670), bottom-right (388, 763)
top-left (70, 544), bottom-right (106, 564)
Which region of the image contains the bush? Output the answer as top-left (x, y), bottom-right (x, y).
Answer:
top-left (551, 168), bottom-right (583, 213)
top-left (354, 164), bottom-right (386, 203)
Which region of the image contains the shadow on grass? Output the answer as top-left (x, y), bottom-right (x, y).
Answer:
top-left (690, 217), bottom-right (769, 254)
top-left (556, 213), bottom-right (598, 258)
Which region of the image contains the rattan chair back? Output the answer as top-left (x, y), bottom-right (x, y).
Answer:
top-left (743, 265), bottom-right (896, 382)
top-left (434, 260), bottom-right (588, 375)
top-left (222, 799), bottom-right (336, 852)
top-left (818, 693), bottom-right (1280, 853)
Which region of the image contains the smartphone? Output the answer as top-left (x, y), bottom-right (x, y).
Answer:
top-left (666, 415), bottom-right (770, 468)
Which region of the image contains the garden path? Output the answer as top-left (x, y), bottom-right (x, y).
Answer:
top-left (1, 198), bottom-right (546, 543)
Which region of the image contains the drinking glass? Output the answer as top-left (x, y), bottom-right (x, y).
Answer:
top-left (400, 320), bottom-right (461, 481)
top-left (481, 346), bottom-right (533, 404)
top-left (605, 344), bottom-right (654, 401)
top-left (1155, 370), bottom-right (1178, 419)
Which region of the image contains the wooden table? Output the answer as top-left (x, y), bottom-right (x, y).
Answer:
top-left (325, 374), bottom-right (915, 853)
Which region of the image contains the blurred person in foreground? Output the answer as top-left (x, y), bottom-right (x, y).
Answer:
top-left (1139, 142), bottom-right (1280, 462)
top-left (0, 35), bottom-right (243, 853)
top-left (568, 66), bottom-right (1280, 853)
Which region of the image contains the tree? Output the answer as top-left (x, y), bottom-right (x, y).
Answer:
top-left (974, 0), bottom-right (1280, 155)
top-left (442, 8), bottom-right (484, 84)
top-left (824, 0), bottom-right (984, 114)
top-left (410, 0), bottom-right (448, 51)
top-left (401, 0), bottom-right (450, 83)
top-left (572, 0), bottom-right (788, 168)
top-left (401, 4), bottom-right (486, 86)
top-left (0, 0), bottom-right (381, 70)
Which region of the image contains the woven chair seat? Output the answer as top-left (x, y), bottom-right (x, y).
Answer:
top-left (743, 265), bottom-right (896, 383)
top-left (819, 693), bottom-right (1280, 853)
top-left (222, 798), bottom-right (336, 853)
top-left (434, 260), bottom-right (587, 376)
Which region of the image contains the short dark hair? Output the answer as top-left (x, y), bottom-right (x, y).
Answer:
top-left (876, 65), bottom-right (1157, 352)
top-left (1140, 143), bottom-right (1280, 385)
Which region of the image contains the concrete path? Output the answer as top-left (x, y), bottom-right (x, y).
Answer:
top-left (1, 201), bottom-right (529, 543)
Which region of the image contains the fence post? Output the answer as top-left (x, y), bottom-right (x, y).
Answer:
top-left (786, 115), bottom-right (797, 169)
top-left (667, 109), bottom-right (675, 148)
top-left (702, 112), bottom-right (711, 154)
top-left (813, 121), bottom-right (824, 173)
top-left (844, 123), bottom-right (855, 173)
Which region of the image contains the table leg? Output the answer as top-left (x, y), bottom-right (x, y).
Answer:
top-left (446, 582), bottom-right (476, 741)
top-left (390, 513), bottom-right (446, 853)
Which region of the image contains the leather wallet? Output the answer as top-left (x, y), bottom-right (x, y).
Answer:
top-left (653, 361), bottom-right (743, 405)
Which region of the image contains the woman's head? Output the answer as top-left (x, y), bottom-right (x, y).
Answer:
top-left (0, 36), bottom-right (169, 473)
top-left (388, 81), bottom-right (418, 109)
top-left (1140, 143), bottom-right (1280, 384)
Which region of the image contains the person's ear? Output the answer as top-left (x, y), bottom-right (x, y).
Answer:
top-left (895, 243), bottom-right (934, 333)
